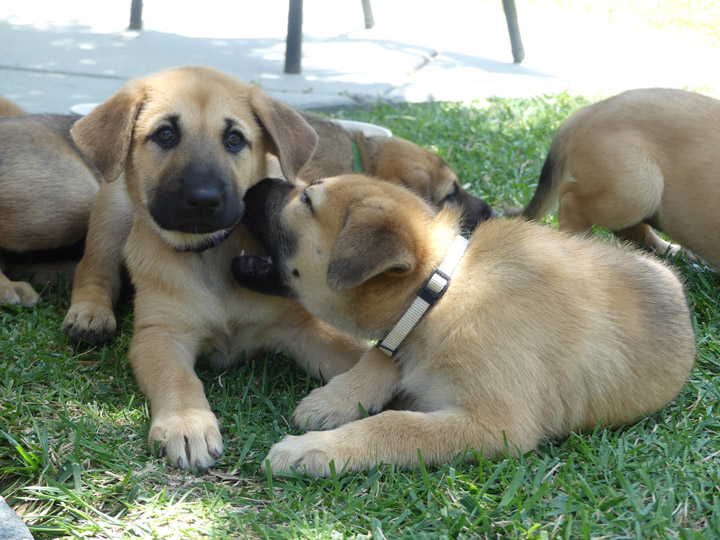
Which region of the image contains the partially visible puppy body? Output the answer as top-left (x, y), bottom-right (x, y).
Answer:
top-left (520, 88), bottom-right (720, 270)
top-left (66, 67), bottom-right (368, 471)
top-left (0, 96), bottom-right (26, 117)
top-left (0, 114), bottom-right (101, 306)
top-left (232, 175), bottom-right (695, 477)
top-left (297, 112), bottom-right (495, 229)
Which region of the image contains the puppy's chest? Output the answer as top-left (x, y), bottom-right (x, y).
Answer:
top-left (162, 247), bottom-right (276, 361)
top-left (191, 255), bottom-right (275, 339)
top-left (395, 345), bottom-right (459, 412)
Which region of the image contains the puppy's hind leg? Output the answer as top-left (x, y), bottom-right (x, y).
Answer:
top-left (557, 181), bottom-right (594, 234)
top-left (558, 140), bottom-right (665, 238)
top-left (615, 222), bottom-right (690, 260)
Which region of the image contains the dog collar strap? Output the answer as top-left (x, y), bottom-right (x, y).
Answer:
top-left (175, 223), bottom-right (237, 253)
top-left (377, 234), bottom-right (469, 356)
top-left (351, 141), bottom-right (364, 173)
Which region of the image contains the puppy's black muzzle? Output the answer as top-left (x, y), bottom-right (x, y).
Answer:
top-left (149, 161), bottom-right (243, 234)
top-left (460, 193), bottom-right (496, 231)
top-left (232, 178), bottom-right (297, 298)
top-left (241, 177), bottom-right (295, 248)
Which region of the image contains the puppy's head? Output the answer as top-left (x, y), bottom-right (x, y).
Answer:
top-left (71, 66), bottom-right (318, 251)
top-left (367, 136), bottom-right (495, 230)
top-left (232, 175), bottom-right (452, 337)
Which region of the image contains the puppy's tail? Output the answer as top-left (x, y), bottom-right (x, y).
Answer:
top-left (520, 122), bottom-right (573, 221)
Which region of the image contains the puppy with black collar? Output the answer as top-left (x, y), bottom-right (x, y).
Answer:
top-left (65, 67), bottom-right (368, 471)
top-left (233, 174), bottom-right (695, 476)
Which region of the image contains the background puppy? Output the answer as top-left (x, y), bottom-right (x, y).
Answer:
top-left (0, 110), bottom-right (101, 307)
top-left (232, 175), bottom-right (695, 477)
top-left (0, 96), bottom-right (26, 117)
top-left (68, 66), bottom-right (368, 471)
top-left (298, 112), bottom-right (495, 228)
top-left (519, 88), bottom-right (720, 270)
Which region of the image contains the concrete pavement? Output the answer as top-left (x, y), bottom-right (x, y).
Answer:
top-left (1, 0), bottom-right (719, 114)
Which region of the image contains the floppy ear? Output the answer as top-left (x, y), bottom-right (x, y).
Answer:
top-left (71, 80), bottom-right (146, 182)
top-left (327, 204), bottom-right (417, 291)
top-left (250, 88), bottom-right (318, 183)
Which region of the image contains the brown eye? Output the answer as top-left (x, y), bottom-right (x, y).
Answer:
top-left (225, 130), bottom-right (246, 152)
top-left (442, 184), bottom-right (459, 203)
top-left (153, 126), bottom-right (177, 148)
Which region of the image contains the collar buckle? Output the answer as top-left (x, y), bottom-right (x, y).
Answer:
top-left (417, 269), bottom-right (451, 305)
top-left (376, 234), bottom-right (469, 357)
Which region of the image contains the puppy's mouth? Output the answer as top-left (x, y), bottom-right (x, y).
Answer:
top-left (231, 251), bottom-right (292, 298)
top-left (152, 220), bottom-right (240, 253)
top-left (234, 251), bottom-right (274, 276)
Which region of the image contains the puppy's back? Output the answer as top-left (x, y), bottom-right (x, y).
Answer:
top-left (431, 218), bottom-right (694, 441)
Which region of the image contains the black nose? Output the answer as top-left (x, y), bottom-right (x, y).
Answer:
top-left (186, 186), bottom-right (222, 213)
top-left (460, 194), bottom-right (496, 231)
top-left (149, 162), bottom-right (243, 234)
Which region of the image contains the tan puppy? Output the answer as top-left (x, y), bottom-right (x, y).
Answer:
top-left (231, 175), bottom-right (695, 476)
top-left (519, 88), bottom-right (720, 270)
top-left (298, 112), bottom-right (495, 228)
top-left (67, 66), bottom-right (367, 470)
top-left (0, 97), bottom-right (26, 117)
top-left (0, 113), bottom-right (101, 306)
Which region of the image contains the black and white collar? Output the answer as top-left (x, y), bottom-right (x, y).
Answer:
top-left (377, 234), bottom-right (469, 356)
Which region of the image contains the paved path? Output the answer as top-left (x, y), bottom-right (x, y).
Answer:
top-left (1, 0), bottom-right (718, 113)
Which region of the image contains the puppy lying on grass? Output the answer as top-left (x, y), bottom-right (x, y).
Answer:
top-left (232, 175), bottom-right (695, 477)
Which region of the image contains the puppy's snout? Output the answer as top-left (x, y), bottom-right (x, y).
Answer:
top-left (149, 162), bottom-right (243, 234)
top-left (460, 193), bottom-right (496, 231)
top-left (185, 185), bottom-right (223, 213)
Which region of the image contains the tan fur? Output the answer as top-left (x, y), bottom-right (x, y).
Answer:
top-left (0, 96), bottom-right (26, 117)
top-left (64, 66), bottom-right (367, 470)
top-left (241, 175), bottom-right (695, 477)
top-left (521, 88), bottom-right (720, 270)
top-left (0, 112), bottom-right (101, 307)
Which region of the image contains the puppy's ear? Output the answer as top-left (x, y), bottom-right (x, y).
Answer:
top-left (327, 205), bottom-right (417, 291)
top-left (250, 88), bottom-right (318, 183)
top-left (71, 80), bottom-right (146, 182)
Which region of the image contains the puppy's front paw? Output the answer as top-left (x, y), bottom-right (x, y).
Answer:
top-left (0, 280), bottom-right (40, 308)
top-left (262, 432), bottom-right (341, 477)
top-left (62, 302), bottom-right (116, 344)
top-left (292, 383), bottom-right (368, 431)
top-left (149, 409), bottom-right (223, 471)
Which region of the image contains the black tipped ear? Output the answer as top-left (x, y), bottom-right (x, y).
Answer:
top-left (327, 205), bottom-right (416, 291)
top-left (70, 79), bottom-right (146, 182)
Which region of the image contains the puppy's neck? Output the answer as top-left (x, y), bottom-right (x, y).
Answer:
top-left (355, 207), bottom-right (462, 340)
top-left (426, 207), bottom-right (464, 262)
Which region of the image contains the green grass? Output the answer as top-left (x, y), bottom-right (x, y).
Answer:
top-left (3, 93), bottom-right (720, 539)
